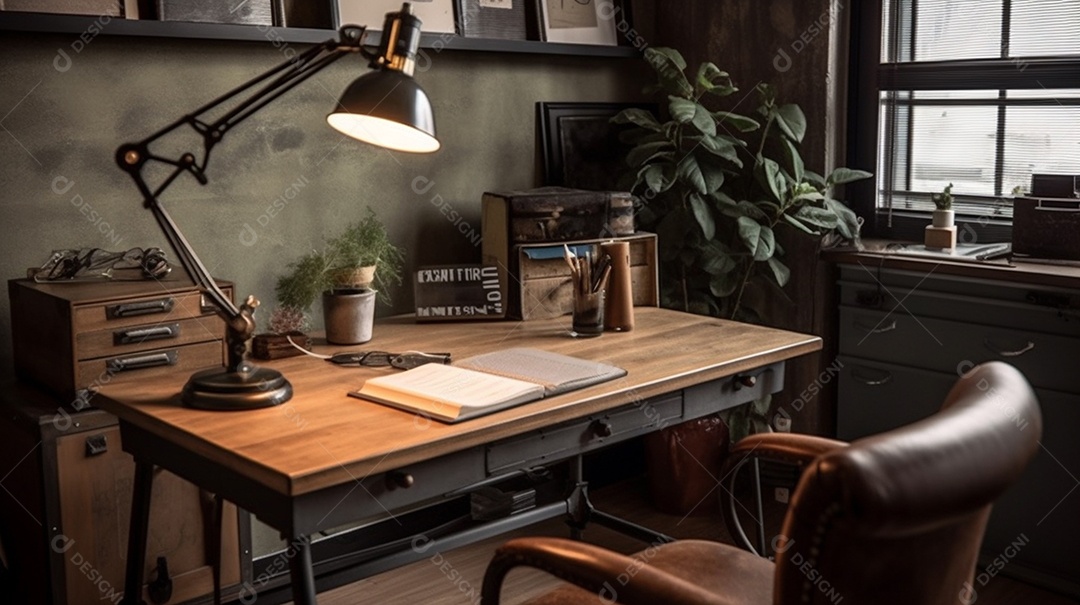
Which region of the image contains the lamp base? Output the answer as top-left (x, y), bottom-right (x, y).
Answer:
top-left (182, 365), bottom-right (293, 410)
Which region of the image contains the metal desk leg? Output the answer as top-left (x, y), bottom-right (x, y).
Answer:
top-left (288, 537), bottom-right (317, 605)
top-left (122, 461), bottom-right (155, 605)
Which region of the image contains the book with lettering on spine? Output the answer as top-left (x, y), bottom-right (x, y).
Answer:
top-left (349, 348), bottom-right (626, 422)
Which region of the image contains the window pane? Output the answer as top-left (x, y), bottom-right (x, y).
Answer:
top-left (1003, 106), bottom-right (1080, 195)
top-left (909, 105), bottom-right (999, 195)
top-left (1010, 0), bottom-right (1080, 57)
top-left (913, 0), bottom-right (1003, 62)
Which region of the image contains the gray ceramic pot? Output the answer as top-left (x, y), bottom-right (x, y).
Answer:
top-left (322, 288), bottom-right (376, 344)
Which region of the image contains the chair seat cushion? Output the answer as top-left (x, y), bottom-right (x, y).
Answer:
top-left (524, 540), bottom-right (774, 605)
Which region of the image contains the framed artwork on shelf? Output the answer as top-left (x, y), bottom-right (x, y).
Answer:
top-left (538, 0), bottom-right (616, 45)
top-left (338, 0), bottom-right (456, 34)
top-left (537, 101), bottom-right (657, 191)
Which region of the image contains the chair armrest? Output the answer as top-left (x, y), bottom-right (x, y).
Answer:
top-left (481, 537), bottom-right (739, 605)
top-left (719, 433), bottom-right (848, 554)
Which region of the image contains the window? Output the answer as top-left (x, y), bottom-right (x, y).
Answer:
top-left (848, 0), bottom-right (1080, 239)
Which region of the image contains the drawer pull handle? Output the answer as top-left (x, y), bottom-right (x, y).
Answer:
top-left (107, 351), bottom-right (178, 374)
top-left (113, 323), bottom-right (180, 345)
top-left (851, 367), bottom-right (892, 386)
top-left (855, 319), bottom-right (897, 334)
top-left (84, 434), bottom-right (108, 457)
top-left (985, 340), bottom-right (1035, 358)
top-left (107, 297), bottom-right (176, 319)
top-left (386, 471), bottom-right (414, 490)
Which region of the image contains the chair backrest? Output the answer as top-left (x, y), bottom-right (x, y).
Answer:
top-left (773, 361), bottom-right (1041, 605)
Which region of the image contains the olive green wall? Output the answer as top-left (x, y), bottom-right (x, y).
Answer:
top-left (0, 32), bottom-right (646, 378)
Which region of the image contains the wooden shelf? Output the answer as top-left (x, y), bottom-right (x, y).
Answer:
top-left (0, 11), bottom-right (641, 58)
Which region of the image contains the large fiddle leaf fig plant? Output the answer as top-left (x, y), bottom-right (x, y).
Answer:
top-left (615, 47), bottom-right (871, 322)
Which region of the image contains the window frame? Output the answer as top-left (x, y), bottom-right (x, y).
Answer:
top-left (846, 0), bottom-right (1080, 242)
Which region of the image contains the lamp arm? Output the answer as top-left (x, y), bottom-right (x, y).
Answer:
top-left (115, 27), bottom-right (379, 371)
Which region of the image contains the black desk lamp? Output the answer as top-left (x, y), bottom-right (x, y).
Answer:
top-left (115, 3), bottom-right (438, 411)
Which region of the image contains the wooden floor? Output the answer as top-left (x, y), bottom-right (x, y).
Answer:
top-left (290, 480), bottom-right (1078, 605)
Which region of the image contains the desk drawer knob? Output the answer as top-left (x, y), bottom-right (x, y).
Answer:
top-left (386, 471), bottom-right (415, 490)
top-left (734, 374), bottom-right (758, 390)
top-left (591, 420), bottom-right (613, 439)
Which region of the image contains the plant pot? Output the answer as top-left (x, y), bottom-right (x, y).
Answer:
top-left (332, 265), bottom-right (377, 290)
top-left (932, 209), bottom-right (954, 228)
top-left (323, 288), bottom-right (376, 345)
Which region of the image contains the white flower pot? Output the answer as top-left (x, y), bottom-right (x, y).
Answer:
top-left (932, 209), bottom-right (954, 228)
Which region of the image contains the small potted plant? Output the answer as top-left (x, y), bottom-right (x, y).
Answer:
top-left (270, 209), bottom-right (404, 345)
top-left (931, 183), bottom-right (954, 228)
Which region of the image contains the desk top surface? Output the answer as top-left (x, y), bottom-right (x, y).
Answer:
top-left (94, 308), bottom-right (821, 496)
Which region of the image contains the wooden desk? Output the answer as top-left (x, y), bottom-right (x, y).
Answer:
top-left (95, 308), bottom-right (821, 604)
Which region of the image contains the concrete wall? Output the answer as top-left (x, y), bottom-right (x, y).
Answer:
top-left (0, 32), bottom-right (646, 379)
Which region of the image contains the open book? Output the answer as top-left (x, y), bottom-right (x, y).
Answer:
top-left (349, 348), bottom-right (626, 423)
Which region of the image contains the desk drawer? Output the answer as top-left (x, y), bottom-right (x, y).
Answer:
top-left (75, 315), bottom-right (223, 359)
top-left (76, 340), bottom-right (224, 392)
top-left (72, 289), bottom-right (215, 333)
top-left (683, 362), bottom-right (785, 419)
top-left (835, 357), bottom-right (954, 440)
top-left (486, 394), bottom-right (683, 474)
top-left (351, 447), bottom-right (487, 520)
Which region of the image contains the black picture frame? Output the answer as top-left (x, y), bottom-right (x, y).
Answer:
top-left (537, 101), bottom-right (657, 191)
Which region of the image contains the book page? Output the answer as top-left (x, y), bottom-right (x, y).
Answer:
top-left (356, 363), bottom-right (543, 415)
top-left (457, 348), bottom-right (626, 395)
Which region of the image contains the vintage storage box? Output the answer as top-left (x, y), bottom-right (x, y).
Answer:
top-left (0, 383), bottom-right (245, 605)
top-left (482, 187), bottom-right (635, 245)
top-left (485, 232), bottom-right (658, 320)
top-left (9, 277), bottom-right (231, 408)
top-left (155, 0), bottom-right (272, 24)
top-left (1012, 197), bottom-right (1080, 260)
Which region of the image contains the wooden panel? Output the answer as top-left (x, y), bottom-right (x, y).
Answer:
top-left (94, 308), bottom-right (822, 497)
top-left (56, 426), bottom-right (241, 605)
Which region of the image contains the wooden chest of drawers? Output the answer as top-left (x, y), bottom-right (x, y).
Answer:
top-left (8, 278), bottom-right (230, 408)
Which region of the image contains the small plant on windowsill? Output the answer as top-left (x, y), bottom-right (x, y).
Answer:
top-left (931, 183), bottom-right (954, 228)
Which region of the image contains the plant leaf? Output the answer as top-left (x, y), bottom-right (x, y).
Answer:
top-left (804, 169), bottom-right (827, 188)
top-left (795, 205), bottom-right (840, 229)
top-left (784, 213), bottom-right (819, 235)
top-left (759, 157), bottom-right (786, 203)
top-left (641, 164), bottom-right (669, 193)
top-left (827, 167), bottom-right (874, 186)
top-left (737, 216), bottom-right (762, 256)
top-left (696, 154), bottom-right (727, 194)
top-left (677, 155), bottom-right (708, 195)
top-left (696, 62), bottom-right (736, 96)
top-left (825, 198), bottom-right (862, 241)
top-left (627, 140), bottom-right (674, 167)
top-left (710, 271), bottom-right (740, 297)
top-left (774, 104), bottom-right (807, 143)
top-left (611, 108), bottom-right (662, 131)
top-left (669, 96), bottom-right (697, 124)
top-left (692, 134), bottom-right (742, 166)
top-left (646, 48), bottom-right (694, 98)
top-left (781, 138), bottom-right (804, 183)
top-left (689, 193), bottom-right (715, 239)
top-left (713, 111), bottom-right (760, 132)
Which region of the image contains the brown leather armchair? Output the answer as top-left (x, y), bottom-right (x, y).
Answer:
top-left (482, 361), bottom-right (1042, 605)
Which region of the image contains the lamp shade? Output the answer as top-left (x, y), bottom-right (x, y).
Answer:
top-left (327, 69), bottom-right (439, 153)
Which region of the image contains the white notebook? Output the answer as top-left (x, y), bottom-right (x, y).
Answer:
top-left (350, 348), bottom-right (626, 423)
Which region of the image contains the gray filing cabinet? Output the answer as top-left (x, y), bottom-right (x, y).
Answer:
top-left (836, 263), bottom-right (1080, 597)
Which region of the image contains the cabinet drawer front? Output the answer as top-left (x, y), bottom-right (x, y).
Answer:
top-left (836, 357), bottom-right (955, 440)
top-left (683, 362), bottom-right (785, 419)
top-left (73, 289), bottom-right (223, 333)
top-left (839, 307), bottom-right (1080, 394)
top-left (76, 340), bottom-right (223, 390)
top-left (75, 315), bottom-right (226, 360)
top-left (486, 394), bottom-right (683, 474)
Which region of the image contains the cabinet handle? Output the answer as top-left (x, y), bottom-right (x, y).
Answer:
top-left (386, 471), bottom-right (414, 490)
top-left (107, 297), bottom-right (176, 319)
top-left (855, 318), bottom-right (898, 334)
top-left (851, 367), bottom-right (893, 386)
top-left (984, 340), bottom-right (1035, 358)
top-left (113, 323), bottom-right (180, 345)
top-left (106, 351), bottom-right (178, 374)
